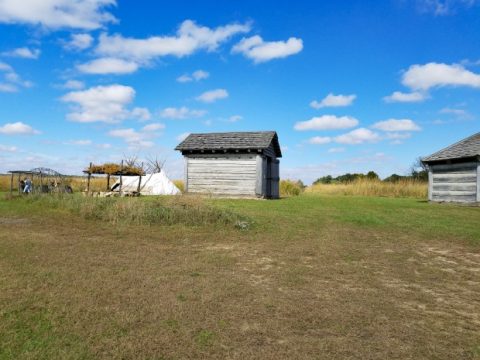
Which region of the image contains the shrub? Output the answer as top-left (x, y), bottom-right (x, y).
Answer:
top-left (17, 194), bottom-right (249, 227)
top-left (173, 180), bottom-right (185, 193)
top-left (280, 180), bottom-right (304, 197)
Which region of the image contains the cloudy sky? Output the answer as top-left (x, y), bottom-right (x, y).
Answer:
top-left (0, 0), bottom-right (479, 183)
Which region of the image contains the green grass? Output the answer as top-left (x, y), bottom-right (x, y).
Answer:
top-left (0, 192), bottom-right (479, 359)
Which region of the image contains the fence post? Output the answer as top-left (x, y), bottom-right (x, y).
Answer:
top-left (87, 162), bottom-right (92, 193)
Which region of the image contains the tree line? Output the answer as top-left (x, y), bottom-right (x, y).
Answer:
top-left (313, 158), bottom-right (428, 185)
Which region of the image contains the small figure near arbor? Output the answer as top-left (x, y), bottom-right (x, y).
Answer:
top-left (23, 178), bottom-right (32, 194)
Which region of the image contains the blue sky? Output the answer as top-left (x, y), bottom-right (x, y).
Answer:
top-left (0, 0), bottom-right (479, 183)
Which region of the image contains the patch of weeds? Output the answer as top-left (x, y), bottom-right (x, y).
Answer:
top-left (205, 253), bottom-right (236, 267)
top-left (176, 294), bottom-right (187, 302)
top-left (470, 344), bottom-right (480, 358)
top-left (195, 329), bottom-right (215, 348)
top-left (0, 305), bottom-right (89, 358)
top-left (217, 319), bottom-right (228, 329)
top-left (163, 319), bottom-right (179, 333)
top-left (282, 267), bottom-right (309, 286)
top-left (265, 303), bottom-right (276, 312)
top-left (190, 272), bottom-right (201, 277)
top-left (235, 220), bottom-right (252, 231)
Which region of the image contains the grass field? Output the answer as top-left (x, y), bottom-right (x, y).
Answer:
top-left (0, 193), bottom-right (479, 359)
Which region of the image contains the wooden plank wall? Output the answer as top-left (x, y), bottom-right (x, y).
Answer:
top-left (430, 162), bottom-right (478, 203)
top-left (186, 154), bottom-right (258, 196)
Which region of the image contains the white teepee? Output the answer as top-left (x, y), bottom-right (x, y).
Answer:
top-left (111, 171), bottom-right (181, 195)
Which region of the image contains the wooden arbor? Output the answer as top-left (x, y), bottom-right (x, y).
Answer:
top-left (8, 168), bottom-right (67, 195)
top-left (83, 161), bottom-right (145, 195)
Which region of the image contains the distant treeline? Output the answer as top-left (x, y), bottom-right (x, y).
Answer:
top-left (313, 158), bottom-right (428, 184)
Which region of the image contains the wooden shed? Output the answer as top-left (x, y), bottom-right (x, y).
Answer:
top-left (175, 131), bottom-right (282, 198)
top-left (422, 132), bottom-right (480, 204)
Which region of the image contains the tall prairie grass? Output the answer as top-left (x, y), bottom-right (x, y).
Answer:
top-left (11, 194), bottom-right (247, 227)
top-left (0, 174), bottom-right (114, 192)
top-left (307, 178), bottom-right (427, 199)
top-left (173, 180), bottom-right (185, 193)
top-left (280, 179), bottom-right (304, 197)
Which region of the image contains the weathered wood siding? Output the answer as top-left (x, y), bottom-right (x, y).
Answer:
top-left (185, 154), bottom-right (257, 196)
top-left (430, 162), bottom-right (478, 203)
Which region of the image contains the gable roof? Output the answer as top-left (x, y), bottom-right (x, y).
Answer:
top-left (422, 132), bottom-right (480, 163)
top-left (175, 131), bottom-right (282, 157)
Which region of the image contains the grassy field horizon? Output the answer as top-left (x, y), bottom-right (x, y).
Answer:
top-left (1, 192), bottom-right (479, 359)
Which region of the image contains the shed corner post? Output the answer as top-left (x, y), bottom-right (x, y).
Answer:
top-left (428, 165), bottom-right (433, 202)
top-left (184, 156), bottom-right (188, 193)
top-left (476, 161), bottom-right (480, 203)
top-left (255, 154), bottom-right (264, 197)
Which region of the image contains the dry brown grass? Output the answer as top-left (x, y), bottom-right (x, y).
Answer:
top-left (307, 178), bottom-right (428, 198)
top-left (0, 195), bottom-right (479, 359)
top-left (20, 194), bottom-right (246, 227)
top-left (0, 174), bottom-right (114, 192)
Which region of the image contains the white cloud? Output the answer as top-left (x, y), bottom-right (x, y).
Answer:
top-left (61, 84), bottom-right (147, 123)
top-left (0, 144), bottom-right (17, 152)
top-left (177, 69), bottom-right (209, 83)
top-left (131, 107), bottom-right (151, 121)
top-left (310, 93), bottom-right (356, 109)
top-left (192, 70), bottom-right (209, 81)
top-left (65, 139), bottom-right (92, 145)
top-left (0, 83), bottom-right (17, 92)
top-left (63, 79), bottom-right (85, 90)
top-left (385, 132), bottom-right (412, 144)
top-left (232, 35), bottom-right (303, 63)
top-left (196, 88), bottom-right (228, 103)
top-left (3, 47), bottom-right (40, 59)
top-left (402, 62), bottom-right (480, 91)
top-left (176, 74), bottom-right (192, 83)
top-left (383, 91), bottom-right (427, 103)
top-left (159, 106), bottom-right (207, 119)
top-left (65, 33), bottom-right (94, 50)
top-left (372, 119), bottom-right (421, 132)
top-left (385, 132), bottom-right (412, 140)
top-left (416, 0), bottom-right (477, 16)
top-left (0, 121), bottom-right (40, 135)
top-left (228, 115), bottom-right (242, 122)
top-left (141, 123), bottom-right (164, 132)
top-left (96, 20), bottom-right (251, 63)
top-left (0, 61), bottom-right (32, 91)
top-left (176, 132), bottom-right (190, 142)
top-left (294, 115), bottom-right (359, 131)
top-left (108, 123), bottom-right (164, 148)
top-left (0, 62), bottom-right (12, 72)
top-left (328, 147), bottom-right (345, 153)
top-left (77, 57), bottom-right (139, 74)
top-left (0, 0), bottom-right (117, 30)
top-left (308, 136), bottom-right (332, 145)
top-left (334, 128), bottom-right (381, 145)
top-left (439, 107), bottom-right (472, 119)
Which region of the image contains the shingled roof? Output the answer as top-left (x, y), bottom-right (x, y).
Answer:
top-left (175, 131), bottom-right (282, 157)
top-left (422, 132), bottom-right (480, 163)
